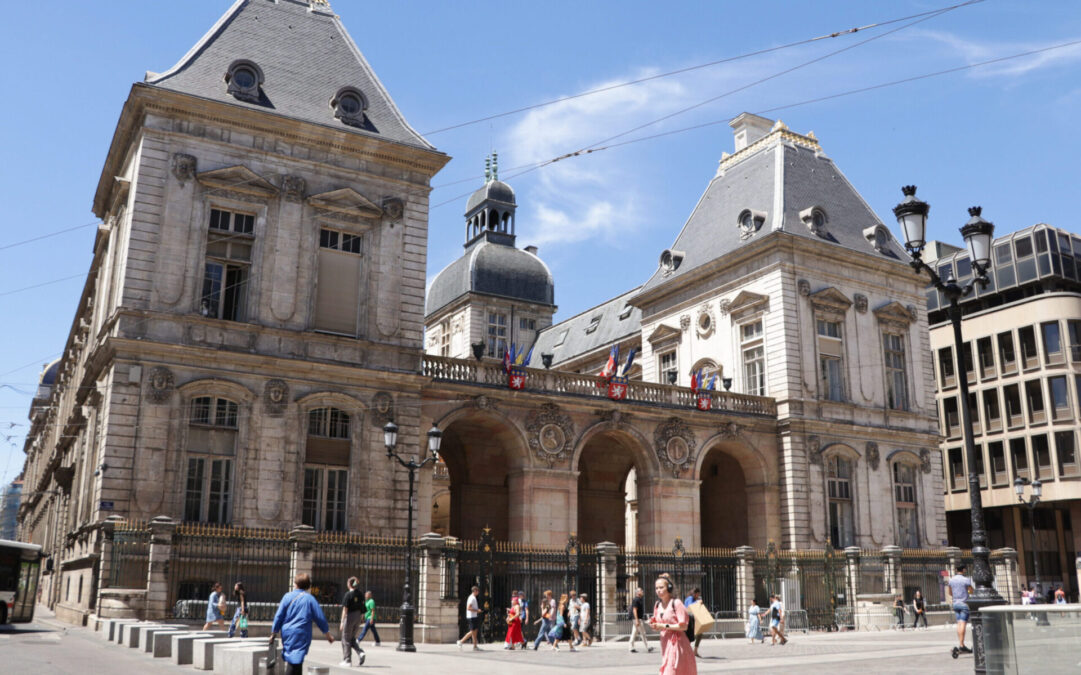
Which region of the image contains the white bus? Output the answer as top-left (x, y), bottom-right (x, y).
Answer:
top-left (0, 539), bottom-right (42, 624)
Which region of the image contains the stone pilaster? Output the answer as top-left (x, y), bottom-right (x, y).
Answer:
top-left (991, 548), bottom-right (1019, 604)
top-left (843, 546), bottom-right (861, 608)
top-left (881, 545), bottom-right (902, 596)
top-left (416, 533), bottom-right (459, 644)
top-left (736, 546), bottom-right (756, 610)
top-left (145, 516), bottom-right (177, 620)
top-left (289, 525), bottom-right (317, 590)
top-left (946, 546), bottom-right (963, 576)
top-left (596, 541), bottom-right (620, 641)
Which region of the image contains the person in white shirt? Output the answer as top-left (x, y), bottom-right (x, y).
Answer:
top-left (457, 586), bottom-right (482, 651)
top-left (579, 593), bottom-right (593, 646)
top-left (568, 590), bottom-right (581, 645)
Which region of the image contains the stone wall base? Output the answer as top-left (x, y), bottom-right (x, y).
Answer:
top-left (96, 588), bottom-right (146, 621)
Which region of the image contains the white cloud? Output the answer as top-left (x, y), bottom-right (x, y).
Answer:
top-left (913, 29), bottom-right (1081, 78)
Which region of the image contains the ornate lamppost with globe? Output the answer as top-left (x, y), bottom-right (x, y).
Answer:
top-left (383, 420), bottom-right (443, 652)
top-left (892, 186), bottom-right (1005, 671)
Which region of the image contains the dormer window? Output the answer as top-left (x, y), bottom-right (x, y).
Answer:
top-left (585, 316), bottom-right (601, 334)
top-left (619, 303), bottom-right (633, 320)
top-left (738, 209), bottom-right (766, 239)
top-left (659, 249), bottom-right (685, 274)
top-left (331, 86), bottom-right (368, 127)
top-left (224, 60), bottom-right (263, 103)
top-left (800, 206), bottom-right (828, 237)
top-left (863, 225), bottom-right (892, 254)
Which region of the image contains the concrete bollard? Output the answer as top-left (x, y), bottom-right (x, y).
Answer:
top-left (172, 632), bottom-right (228, 666)
top-left (214, 645), bottom-right (270, 675)
top-left (193, 638), bottom-right (265, 671)
top-left (150, 630), bottom-right (207, 658)
top-left (141, 624), bottom-right (185, 652)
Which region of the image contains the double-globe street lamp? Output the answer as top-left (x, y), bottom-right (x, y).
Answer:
top-left (383, 420), bottom-right (443, 652)
top-left (893, 186), bottom-right (1004, 671)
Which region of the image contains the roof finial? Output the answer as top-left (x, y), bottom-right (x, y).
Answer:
top-left (492, 151), bottom-right (499, 181)
top-left (484, 155), bottom-right (491, 183)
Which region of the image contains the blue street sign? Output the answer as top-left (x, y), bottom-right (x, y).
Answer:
top-left (100, 501), bottom-right (114, 511)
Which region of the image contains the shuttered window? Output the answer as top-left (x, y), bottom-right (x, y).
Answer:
top-left (314, 228), bottom-right (362, 335)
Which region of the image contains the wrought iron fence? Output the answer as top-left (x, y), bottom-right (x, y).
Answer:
top-left (310, 531), bottom-right (412, 624)
top-left (899, 549), bottom-right (950, 608)
top-left (109, 521), bottom-right (149, 589)
top-left (166, 523), bottom-right (291, 622)
top-left (858, 550), bottom-right (887, 595)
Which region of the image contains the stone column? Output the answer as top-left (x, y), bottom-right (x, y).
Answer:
top-left (416, 533), bottom-right (459, 644)
top-left (882, 545), bottom-right (902, 596)
top-left (735, 546), bottom-right (756, 611)
top-left (946, 546), bottom-right (963, 576)
top-left (843, 547), bottom-right (861, 609)
top-left (145, 516), bottom-right (177, 620)
top-left (94, 515), bottom-right (125, 617)
top-left (596, 541), bottom-right (620, 642)
top-left (289, 525), bottom-right (317, 590)
top-left (991, 548), bottom-right (1019, 604)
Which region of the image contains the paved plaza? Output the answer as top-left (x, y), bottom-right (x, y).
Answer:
top-left (0, 606), bottom-right (976, 675)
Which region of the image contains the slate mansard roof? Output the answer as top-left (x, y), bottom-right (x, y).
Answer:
top-left (145, 0), bottom-right (434, 150)
top-left (531, 287), bottom-right (642, 367)
top-left (425, 233), bottom-right (555, 318)
top-left (639, 122), bottom-right (908, 295)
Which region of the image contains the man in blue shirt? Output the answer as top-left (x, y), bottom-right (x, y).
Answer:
top-left (270, 573), bottom-right (334, 674)
top-left (947, 564), bottom-right (974, 654)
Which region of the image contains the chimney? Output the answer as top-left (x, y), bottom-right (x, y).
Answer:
top-left (729, 112), bottom-right (774, 152)
top-left (524, 245), bottom-right (539, 255)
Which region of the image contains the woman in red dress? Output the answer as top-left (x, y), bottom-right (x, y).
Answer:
top-left (504, 596), bottom-right (524, 649)
top-left (649, 576), bottom-right (697, 675)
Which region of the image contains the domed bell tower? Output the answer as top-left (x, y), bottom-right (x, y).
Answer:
top-left (464, 152), bottom-right (517, 246)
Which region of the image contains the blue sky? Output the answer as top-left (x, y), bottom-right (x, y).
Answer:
top-left (2, 0), bottom-right (1080, 485)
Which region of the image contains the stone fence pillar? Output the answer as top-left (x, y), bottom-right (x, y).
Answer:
top-left (289, 525), bottom-right (317, 591)
top-left (946, 546), bottom-right (963, 576)
top-left (145, 515), bottom-right (177, 620)
top-left (991, 548), bottom-right (1019, 604)
top-left (596, 541), bottom-right (620, 641)
top-left (735, 546), bottom-right (756, 611)
top-left (882, 545), bottom-right (902, 596)
top-left (416, 533), bottom-right (460, 644)
top-left (843, 547), bottom-right (861, 608)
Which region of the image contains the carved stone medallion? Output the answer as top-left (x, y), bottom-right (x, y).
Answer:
top-left (654, 417), bottom-right (697, 477)
top-left (263, 379), bottom-right (289, 416)
top-left (866, 441), bottom-right (880, 470)
top-left (919, 448), bottom-right (932, 474)
top-left (281, 175), bottom-right (306, 203)
top-left (171, 153), bottom-right (196, 185)
top-left (525, 403), bottom-right (575, 466)
top-left (369, 391), bottom-right (395, 427)
top-left (146, 367), bottom-right (174, 404)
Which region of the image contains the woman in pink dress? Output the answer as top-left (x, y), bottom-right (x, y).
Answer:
top-left (649, 576), bottom-right (697, 675)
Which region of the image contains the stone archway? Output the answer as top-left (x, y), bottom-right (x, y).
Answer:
top-left (699, 447), bottom-right (748, 548)
top-left (574, 427), bottom-right (655, 546)
top-left (437, 409), bottom-right (530, 541)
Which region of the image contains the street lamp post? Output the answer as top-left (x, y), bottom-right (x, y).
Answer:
top-left (1013, 478), bottom-right (1044, 598)
top-left (383, 420), bottom-right (443, 652)
top-left (892, 186), bottom-right (1004, 671)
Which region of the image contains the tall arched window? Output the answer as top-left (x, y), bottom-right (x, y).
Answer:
top-left (184, 396), bottom-right (238, 523)
top-left (893, 461), bottom-right (919, 548)
top-left (304, 407), bottom-right (350, 531)
top-left (826, 455), bottom-right (855, 548)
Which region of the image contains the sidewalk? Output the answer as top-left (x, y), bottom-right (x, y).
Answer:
top-left (300, 625), bottom-right (973, 674)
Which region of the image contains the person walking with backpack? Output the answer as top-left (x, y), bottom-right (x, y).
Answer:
top-left (339, 577), bottom-right (366, 667)
top-left (628, 587), bottom-right (653, 653)
top-left (269, 573), bottom-right (334, 675)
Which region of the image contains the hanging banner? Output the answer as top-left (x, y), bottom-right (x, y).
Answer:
top-left (607, 375), bottom-right (628, 401)
top-left (508, 366), bottom-right (527, 390)
top-left (695, 390), bottom-right (712, 411)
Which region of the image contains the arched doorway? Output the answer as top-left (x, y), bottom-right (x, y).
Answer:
top-left (576, 429), bottom-right (651, 546)
top-left (699, 445), bottom-right (748, 548)
top-left (435, 411), bottom-right (528, 541)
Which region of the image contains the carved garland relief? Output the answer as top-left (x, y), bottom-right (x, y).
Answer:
top-left (525, 402), bottom-right (575, 466)
top-left (654, 417), bottom-right (697, 477)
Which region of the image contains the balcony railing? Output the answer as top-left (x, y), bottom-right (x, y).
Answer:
top-left (422, 355), bottom-right (777, 417)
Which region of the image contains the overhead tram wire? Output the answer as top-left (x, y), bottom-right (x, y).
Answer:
top-left (430, 35), bottom-right (1081, 211)
top-left (421, 0), bottom-right (986, 137)
top-left (0, 222), bottom-right (98, 252)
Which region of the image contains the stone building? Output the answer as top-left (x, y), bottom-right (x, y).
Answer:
top-left (19, 0), bottom-right (944, 626)
top-left (926, 224), bottom-right (1081, 598)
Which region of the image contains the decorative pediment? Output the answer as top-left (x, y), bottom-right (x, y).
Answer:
top-left (196, 165), bottom-right (278, 197)
top-left (808, 286), bottom-right (852, 315)
top-left (726, 290), bottom-right (769, 320)
top-left (646, 324), bottom-right (682, 346)
top-left (873, 301), bottom-right (916, 328)
top-left (307, 188), bottom-right (383, 219)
